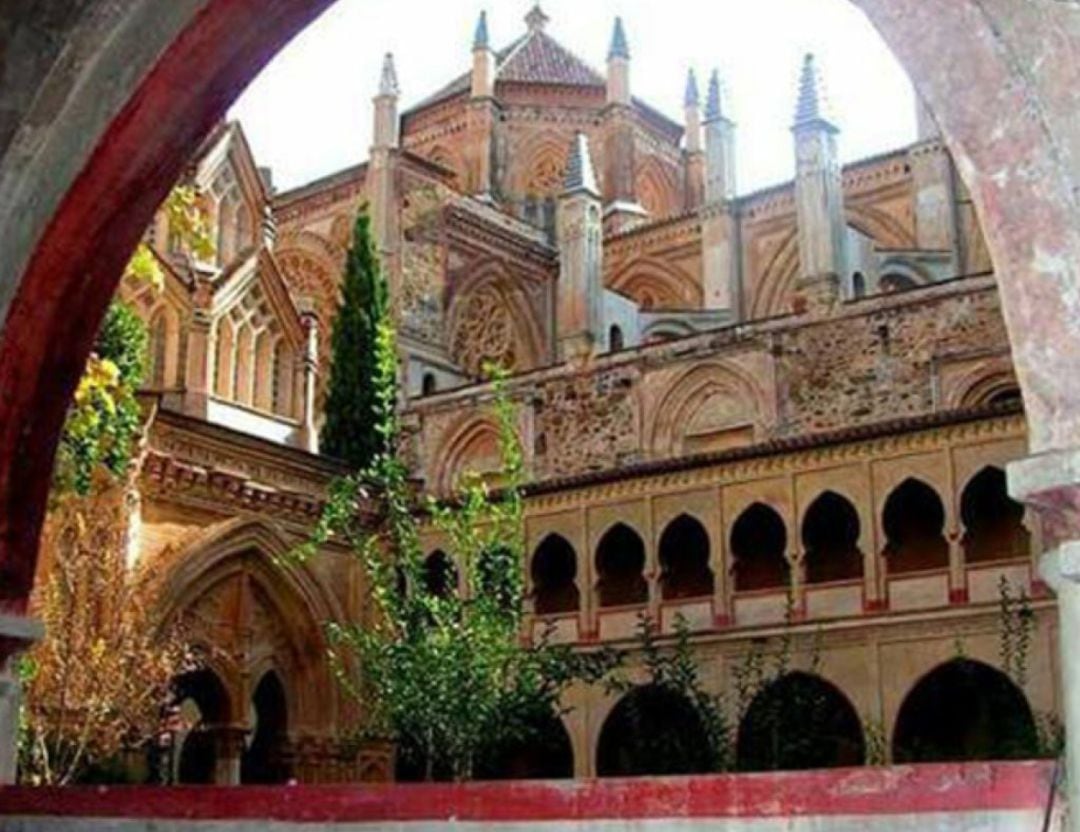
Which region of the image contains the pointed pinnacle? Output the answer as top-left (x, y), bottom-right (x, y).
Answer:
top-left (378, 52), bottom-right (400, 97)
top-left (793, 53), bottom-right (835, 128)
top-left (684, 68), bottom-right (700, 109)
top-left (608, 17), bottom-right (630, 61)
top-left (704, 69), bottom-right (724, 122)
top-left (563, 132), bottom-right (599, 196)
top-left (473, 10), bottom-right (490, 50)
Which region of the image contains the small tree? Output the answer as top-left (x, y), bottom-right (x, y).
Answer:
top-left (320, 206), bottom-right (388, 469)
top-left (20, 187), bottom-right (211, 784)
top-left (301, 315), bottom-right (616, 781)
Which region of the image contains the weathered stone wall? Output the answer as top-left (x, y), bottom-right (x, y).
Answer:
top-left (413, 277), bottom-right (1015, 486)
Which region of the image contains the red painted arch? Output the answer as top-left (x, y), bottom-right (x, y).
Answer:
top-left (0, 0), bottom-right (336, 611)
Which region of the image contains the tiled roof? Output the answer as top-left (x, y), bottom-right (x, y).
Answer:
top-left (499, 29), bottom-right (604, 86)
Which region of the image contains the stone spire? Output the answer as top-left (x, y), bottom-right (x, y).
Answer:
top-left (793, 53), bottom-right (835, 130)
top-left (684, 68), bottom-right (700, 109)
top-left (373, 53), bottom-right (400, 149)
top-left (471, 10), bottom-right (495, 98)
top-left (378, 52), bottom-right (400, 98)
top-left (525, 4), bottom-right (549, 33)
top-left (608, 17), bottom-right (630, 61)
top-left (606, 16), bottom-right (631, 106)
top-left (473, 9), bottom-right (490, 50)
top-left (791, 53), bottom-right (846, 303)
top-left (563, 132), bottom-right (599, 196)
top-left (704, 69), bottom-right (727, 123)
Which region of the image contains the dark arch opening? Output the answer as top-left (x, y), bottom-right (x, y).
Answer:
top-left (731, 503), bottom-right (789, 592)
top-left (882, 478), bottom-right (949, 574)
top-left (531, 534), bottom-right (580, 615)
top-left (609, 324), bottom-right (625, 352)
top-left (597, 685), bottom-right (712, 777)
top-left (802, 492), bottom-right (863, 584)
top-left (852, 272), bottom-right (867, 298)
top-left (595, 524), bottom-right (648, 608)
top-left (893, 659), bottom-right (1038, 762)
top-left (423, 550), bottom-right (457, 599)
top-left (421, 372), bottom-right (437, 396)
top-left (880, 272), bottom-right (918, 293)
top-left (476, 708), bottom-right (574, 781)
top-left (659, 514), bottom-right (715, 600)
top-left (961, 467), bottom-right (1030, 564)
top-left (173, 668), bottom-right (231, 785)
top-left (987, 387), bottom-right (1022, 407)
top-left (241, 671), bottom-right (290, 784)
top-left (736, 672), bottom-right (865, 772)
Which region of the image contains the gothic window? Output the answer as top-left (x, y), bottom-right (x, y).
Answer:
top-left (658, 515), bottom-right (714, 601)
top-left (173, 669), bottom-right (232, 784)
top-left (731, 503), bottom-right (789, 592)
top-left (149, 310), bottom-right (168, 388)
top-left (801, 492), bottom-right (863, 584)
top-left (960, 467), bottom-right (1029, 564)
top-left (531, 534), bottom-right (580, 615)
top-left (609, 325), bottom-right (625, 352)
top-left (423, 550), bottom-right (458, 599)
top-left (422, 372), bottom-right (438, 397)
top-left (526, 153), bottom-right (565, 197)
top-left (451, 286), bottom-right (519, 377)
top-left (882, 479), bottom-right (949, 574)
top-left (595, 524), bottom-right (648, 608)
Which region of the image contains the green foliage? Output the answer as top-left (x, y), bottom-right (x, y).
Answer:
top-left (320, 206), bottom-right (389, 470)
top-left (54, 302), bottom-right (148, 496)
top-left (303, 305), bottom-right (617, 780)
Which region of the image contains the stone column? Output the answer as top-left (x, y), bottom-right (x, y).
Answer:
top-left (213, 725), bottom-right (247, 785)
top-left (182, 277), bottom-right (214, 419)
top-left (0, 614), bottom-right (43, 784)
top-left (1009, 450), bottom-right (1080, 832)
top-left (299, 306), bottom-right (319, 454)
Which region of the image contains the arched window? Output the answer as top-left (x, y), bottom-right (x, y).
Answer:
top-left (961, 467), bottom-right (1030, 564)
top-left (731, 503), bottom-right (789, 592)
top-left (880, 272), bottom-right (918, 293)
top-left (595, 524), bottom-right (648, 608)
top-left (476, 708), bottom-right (574, 781)
top-left (272, 341), bottom-right (295, 418)
top-left (173, 668), bottom-right (231, 785)
top-left (253, 331), bottom-right (275, 412)
top-left (531, 534), bottom-right (580, 615)
top-left (214, 317), bottom-right (236, 399)
top-left (737, 672), bottom-right (865, 772)
top-left (423, 550), bottom-right (457, 599)
top-left (893, 659), bottom-right (1038, 762)
top-left (987, 387), bottom-right (1022, 407)
top-left (659, 514), bottom-right (714, 600)
top-left (597, 685), bottom-right (712, 777)
top-left (852, 272), bottom-right (867, 299)
top-left (148, 310), bottom-right (168, 388)
top-left (421, 372), bottom-right (438, 396)
top-left (233, 323), bottom-right (255, 406)
top-left (802, 492), bottom-right (863, 584)
top-left (241, 671), bottom-right (290, 784)
top-left (609, 325), bottom-right (625, 353)
top-left (882, 479), bottom-right (949, 574)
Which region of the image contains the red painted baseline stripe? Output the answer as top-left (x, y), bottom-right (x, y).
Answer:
top-left (0, 762), bottom-right (1054, 822)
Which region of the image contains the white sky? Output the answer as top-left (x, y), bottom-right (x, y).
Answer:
top-left (229, 0), bottom-right (917, 196)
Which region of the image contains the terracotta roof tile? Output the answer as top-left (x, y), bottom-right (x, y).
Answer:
top-left (499, 30), bottom-right (604, 86)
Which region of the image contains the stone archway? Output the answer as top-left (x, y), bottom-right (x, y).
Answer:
top-left (0, 0), bottom-right (1076, 623)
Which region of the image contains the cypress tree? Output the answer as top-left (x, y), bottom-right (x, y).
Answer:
top-left (320, 205), bottom-right (389, 469)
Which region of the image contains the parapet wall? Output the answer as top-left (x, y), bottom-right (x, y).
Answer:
top-left (0, 762), bottom-right (1060, 831)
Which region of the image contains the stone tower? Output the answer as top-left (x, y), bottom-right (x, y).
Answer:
top-left (467, 10), bottom-right (497, 199)
top-left (557, 133), bottom-right (604, 361)
top-left (701, 70), bottom-right (740, 315)
top-left (792, 54), bottom-right (846, 307)
top-left (683, 69), bottom-right (705, 210)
